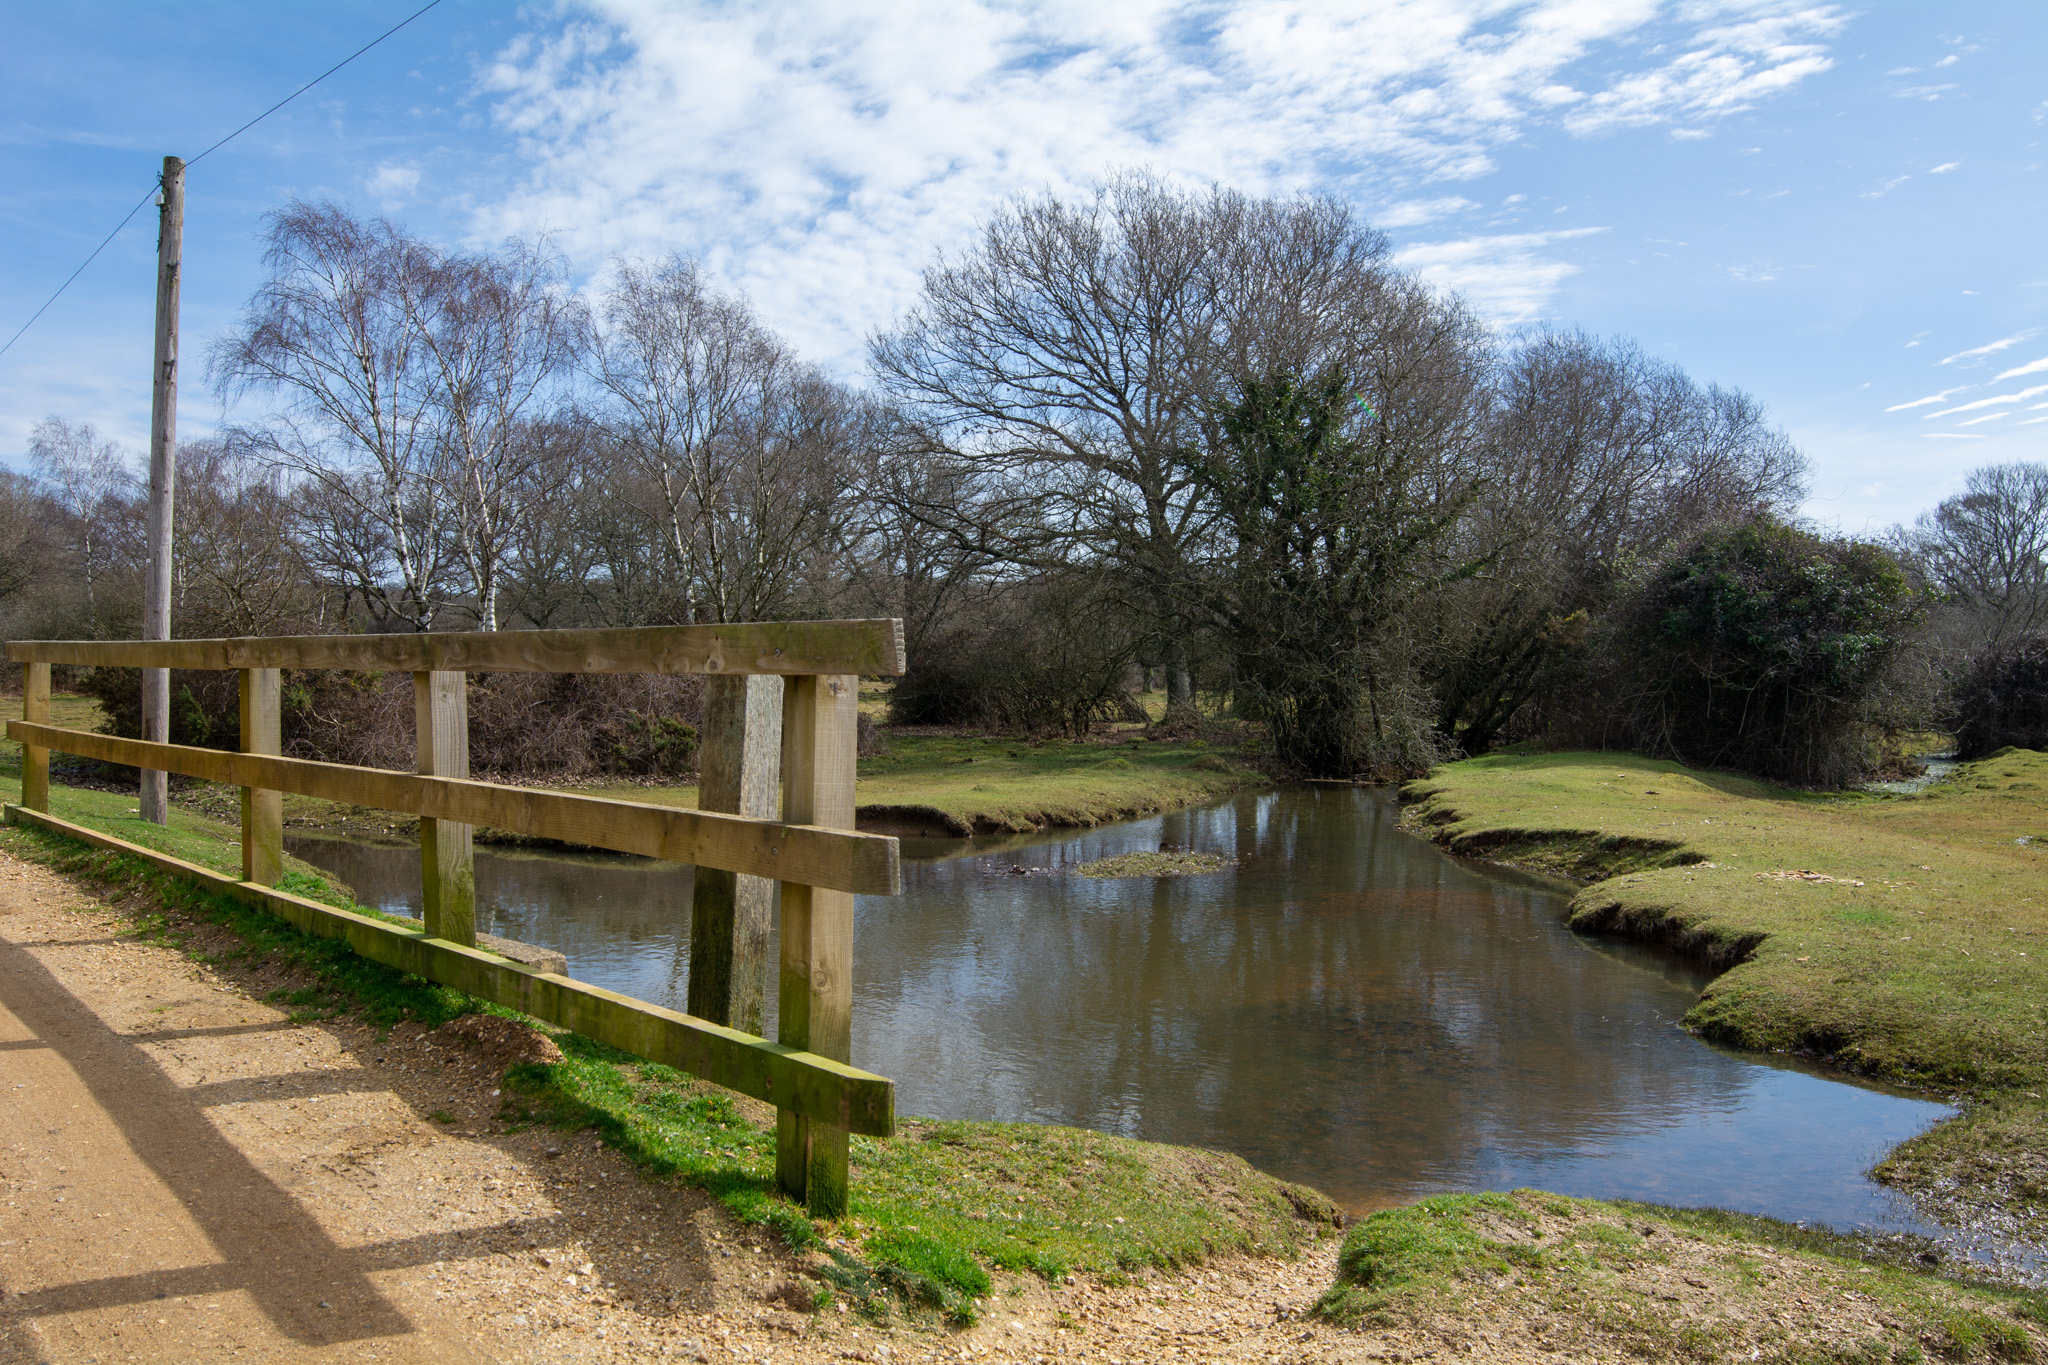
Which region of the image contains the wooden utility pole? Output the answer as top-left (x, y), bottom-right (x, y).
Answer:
top-left (140, 155), bottom-right (184, 825)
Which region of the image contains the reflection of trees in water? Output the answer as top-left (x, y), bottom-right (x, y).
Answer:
top-left (287, 835), bottom-right (702, 1011)
top-left (294, 792), bottom-right (1750, 1206)
top-left (849, 788), bottom-right (1748, 1204)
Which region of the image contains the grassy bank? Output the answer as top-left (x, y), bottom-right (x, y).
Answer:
top-left (1320, 1189), bottom-right (2045, 1361)
top-left (1403, 748), bottom-right (2048, 1244)
top-left (507, 730), bottom-right (1260, 838)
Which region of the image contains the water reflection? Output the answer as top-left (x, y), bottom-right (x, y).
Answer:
top-left (289, 786), bottom-right (1949, 1231)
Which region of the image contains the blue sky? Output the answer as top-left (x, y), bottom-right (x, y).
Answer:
top-left (2, 0), bottom-right (2042, 534)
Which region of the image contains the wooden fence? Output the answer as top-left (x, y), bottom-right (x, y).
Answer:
top-left (3, 620), bottom-right (906, 1217)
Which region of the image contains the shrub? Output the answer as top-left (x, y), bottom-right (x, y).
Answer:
top-left (1618, 520), bottom-right (1921, 788)
top-left (1952, 633), bottom-right (2048, 759)
top-left (78, 658), bottom-right (704, 779)
top-left (890, 576), bottom-right (1140, 735)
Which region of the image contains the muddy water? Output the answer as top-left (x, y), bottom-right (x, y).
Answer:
top-left (288, 786), bottom-right (1949, 1231)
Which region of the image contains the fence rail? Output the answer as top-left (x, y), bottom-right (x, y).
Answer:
top-left (4, 618), bottom-right (906, 677)
top-left (4, 621), bottom-right (903, 1217)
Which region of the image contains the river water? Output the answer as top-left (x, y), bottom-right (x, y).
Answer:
top-left (288, 786), bottom-right (1950, 1232)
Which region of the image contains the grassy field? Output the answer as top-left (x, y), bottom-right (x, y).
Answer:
top-left (1403, 747), bottom-right (2048, 1247)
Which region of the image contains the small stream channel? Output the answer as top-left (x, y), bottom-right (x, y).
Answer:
top-left (288, 786), bottom-right (1952, 1233)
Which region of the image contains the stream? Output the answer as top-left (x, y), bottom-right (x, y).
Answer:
top-left (288, 785), bottom-right (1952, 1234)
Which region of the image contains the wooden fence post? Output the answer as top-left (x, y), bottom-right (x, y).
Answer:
top-left (689, 673), bottom-right (784, 1035)
top-left (239, 668), bottom-right (282, 885)
top-left (776, 673), bottom-right (858, 1217)
top-left (21, 663), bottom-right (49, 813)
top-left (414, 670), bottom-right (475, 946)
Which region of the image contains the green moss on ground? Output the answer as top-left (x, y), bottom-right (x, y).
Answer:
top-left (1321, 1190), bottom-right (2046, 1362)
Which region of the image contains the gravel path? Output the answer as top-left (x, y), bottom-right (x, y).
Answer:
top-left (0, 850), bottom-right (1497, 1364)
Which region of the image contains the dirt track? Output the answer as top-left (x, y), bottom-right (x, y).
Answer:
top-left (1, 849), bottom-right (1460, 1365)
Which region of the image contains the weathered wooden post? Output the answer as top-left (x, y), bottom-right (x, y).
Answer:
top-left (689, 674), bottom-right (784, 1035)
top-left (414, 670), bottom-right (475, 945)
top-left (776, 673), bottom-right (859, 1217)
top-left (21, 662), bottom-right (49, 813)
top-left (239, 668), bottom-right (282, 885)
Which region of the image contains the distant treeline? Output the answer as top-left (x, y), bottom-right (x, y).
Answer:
top-left (6, 172), bottom-right (2044, 784)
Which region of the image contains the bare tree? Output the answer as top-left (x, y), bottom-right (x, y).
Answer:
top-left (171, 438), bottom-right (311, 637)
top-left (1899, 462), bottom-right (2048, 653)
top-left (589, 256), bottom-right (858, 623)
top-left (28, 415), bottom-right (137, 634)
top-left (411, 239), bottom-right (584, 629)
top-left (214, 202), bottom-right (452, 630)
top-left (499, 417), bottom-right (611, 628)
top-left (0, 472), bottom-right (52, 609)
top-left (1426, 330), bottom-right (1809, 753)
top-left (870, 172), bottom-right (1394, 710)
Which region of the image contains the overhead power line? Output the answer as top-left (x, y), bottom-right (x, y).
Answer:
top-left (0, 0), bottom-right (450, 366)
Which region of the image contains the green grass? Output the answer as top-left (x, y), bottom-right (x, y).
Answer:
top-left (554, 730), bottom-right (1262, 837)
top-left (498, 1038), bottom-right (1338, 1324)
top-left (847, 732), bottom-right (1258, 834)
top-left (1319, 1190), bottom-right (2047, 1362)
top-left (1404, 747), bottom-right (2048, 1245)
top-left (1403, 749), bottom-right (2048, 1093)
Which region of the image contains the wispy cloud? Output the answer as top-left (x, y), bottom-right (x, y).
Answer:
top-left (1938, 330), bottom-right (2041, 366)
top-left (1374, 197), bottom-right (1479, 229)
top-left (1393, 228), bottom-right (1609, 323)
top-left (1885, 388), bottom-right (1967, 411)
top-left (1959, 412), bottom-right (2010, 426)
top-left (477, 1), bottom-right (1847, 365)
top-left (1925, 385), bottom-right (2048, 418)
top-left (1928, 161), bottom-right (1959, 173)
top-left (1994, 355), bottom-right (2048, 380)
top-left (367, 161), bottom-right (422, 207)
top-left (1925, 432), bottom-right (1986, 439)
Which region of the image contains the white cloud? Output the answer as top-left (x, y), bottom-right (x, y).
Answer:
top-left (1935, 54), bottom-right (1959, 67)
top-left (1374, 197), bottom-right (1479, 229)
top-left (1670, 127), bottom-right (1712, 140)
top-left (1861, 175), bottom-right (1909, 198)
top-left (1924, 432), bottom-right (1985, 439)
top-left (1393, 227), bottom-right (1608, 323)
top-left (1884, 387), bottom-right (1966, 412)
top-left (476, 1), bottom-right (1845, 366)
top-left (1938, 330), bottom-right (2041, 365)
top-left (1925, 385), bottom-right (2048, 418)
top-left (366, 160), bottom-right (422, 206)
top-left (1959, 412), bottom-right (2010, 426)
top-left (1928, 161), bottom-right (1959, 173)
top-left (1994, 355), bottom-right (2048, 380)
top-left (1895, 83), bottom-right (1957, 100)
